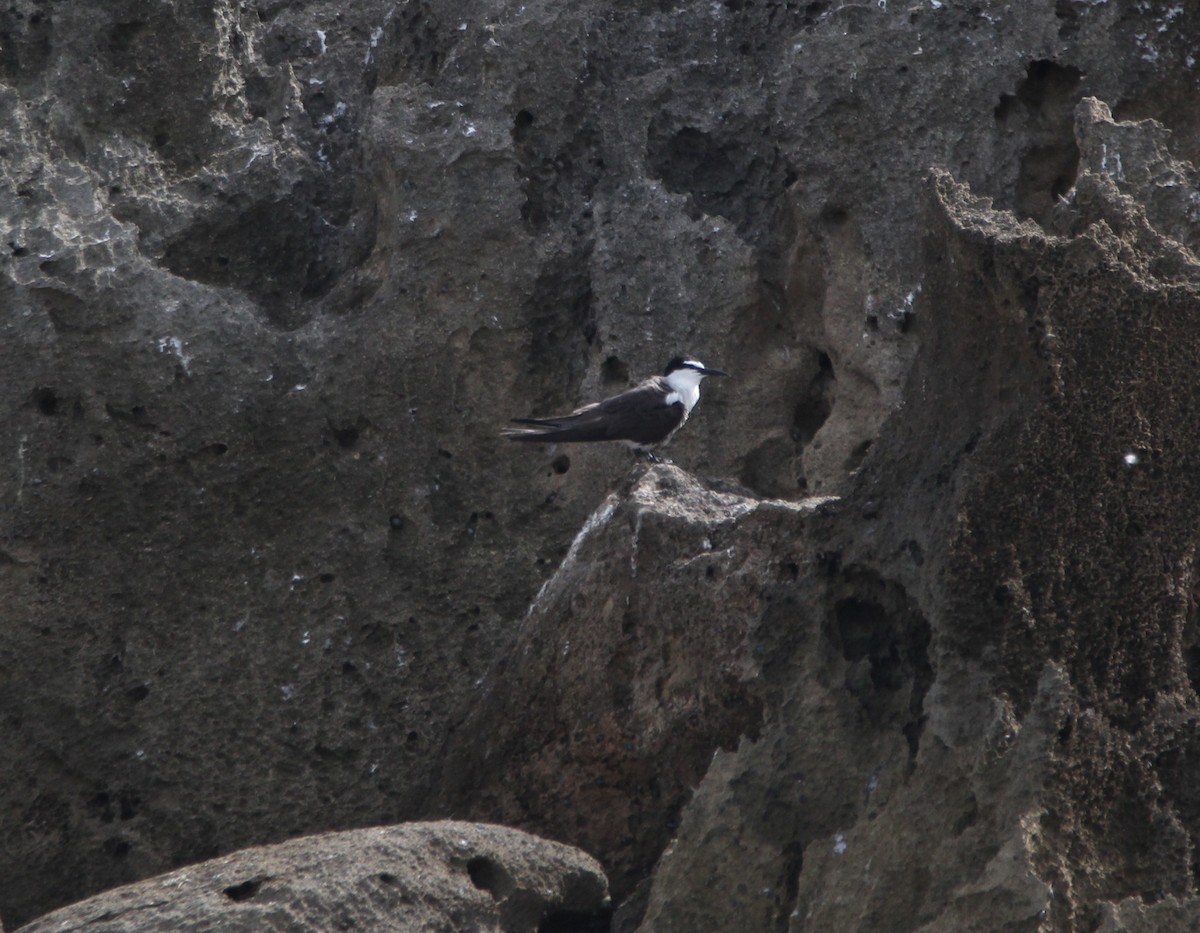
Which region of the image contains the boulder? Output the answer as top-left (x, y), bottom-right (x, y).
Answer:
top-left (15, 821), bottom-right (608, 933)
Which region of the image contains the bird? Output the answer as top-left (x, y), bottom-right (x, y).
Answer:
top-left (503, 356), bottom-right (728, 456)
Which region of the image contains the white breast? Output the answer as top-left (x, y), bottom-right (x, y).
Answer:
top-left (663, 369), bottom-right (704, 413)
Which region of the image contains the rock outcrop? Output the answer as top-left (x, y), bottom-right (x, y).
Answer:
top-left (14, 821), bottom-right (609, 933)
top-left (633, 105), bottom-right (1200, 931)
top-left (5, 0), bottom-right (1200, 929)
top-left (442, 101), bottom-right (1200, 931)
top-left (434, 465), bottom-right (837, 906)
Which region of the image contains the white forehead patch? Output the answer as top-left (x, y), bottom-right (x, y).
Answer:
top-left (683, 359), bottom-right (705, 370)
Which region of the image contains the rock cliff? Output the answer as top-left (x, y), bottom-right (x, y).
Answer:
top-left (4, 0), bottom-right (1200, 930)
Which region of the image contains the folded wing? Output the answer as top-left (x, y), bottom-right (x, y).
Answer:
top-left (503, 379), bottom-right (685, 445)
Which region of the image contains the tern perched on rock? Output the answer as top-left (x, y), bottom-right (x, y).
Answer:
top-left (503, 356), bottom-right (728, 455)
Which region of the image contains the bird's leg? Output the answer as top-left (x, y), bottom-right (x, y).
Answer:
top-left (633, 448), bottom-right (670, 465)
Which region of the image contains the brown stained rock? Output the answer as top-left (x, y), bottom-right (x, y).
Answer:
top-left (433, 465), bottom-right (836, 900)
top-left (15, 821), bottom-right (608, 933)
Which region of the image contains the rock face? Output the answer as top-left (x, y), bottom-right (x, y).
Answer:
top-left (13, 821), bottom-right (610, 932)
top-left (632, 109), bottom-right (1200, 931)
top-left (434, 465), bottom-right (837, 903)
top-left (5, 0), bottom-right (1200, 930)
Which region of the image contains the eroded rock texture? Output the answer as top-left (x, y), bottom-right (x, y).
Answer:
top-left (4, 0), bottom-right (1200, 929)
top-left (434, 466), bottom-right (837, 903)
top-left (631, 108), bottom-right (1200, 932)
top-left (13, 821), bottom-right (609, 932)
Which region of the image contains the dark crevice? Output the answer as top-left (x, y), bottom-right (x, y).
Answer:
top-left (126, 683), bottom-right (150, 702)
top-left (777, 841), bottom-right (805, 931)
top-left (466, 855), bottom-right (515, 900)
top-left (538, 906), bottom-right (614, 933)
top-left (32, 386), bottom-right (59, 416)
top-left (160, 198), bottom-right (344, 330)
top-left (792, 350), bottom-right (834, 446)
top-left (827, 571), bottom-right (933, 758)
top-left (513, 109), bottom-right (604, 235)
top-left (994, 60), bottom-right (1083, 225)
top-left (223, 877), bottom-right (269, 902)
top-left (88, 791), bottom-right (138, 823)
top-left (601, 355), bottom-right (629, 385)
top-left (329, 418), bottom-right (369, 450)
top-left (646, 116), bottom-right (792, 241)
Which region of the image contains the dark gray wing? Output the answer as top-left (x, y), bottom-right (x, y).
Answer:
top-left (504, 378), bottom-right (684, 445)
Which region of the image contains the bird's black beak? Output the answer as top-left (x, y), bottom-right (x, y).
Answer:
top-left (701, 367), bottom-right (729, 377)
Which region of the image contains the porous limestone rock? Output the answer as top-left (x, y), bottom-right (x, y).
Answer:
top-left (6, 0), bottom-right (1200, 929)
top-left (627, 105), bottom-right (1200, 931)
top-left (434, 464), bottom-right (837, 900)
top-left (14, 821), bottom-right (608, 933)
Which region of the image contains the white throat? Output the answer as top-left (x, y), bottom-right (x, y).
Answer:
top-left (663, 368), bottom-right (705, 413)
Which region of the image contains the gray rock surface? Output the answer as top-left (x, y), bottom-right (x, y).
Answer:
top-left (434, 464), bottom-right (836, 901)
top-left (5, 0), bottom-right (1200, 930)
top-left (13, 821), bottom-right (609, 932)
top-left (631, 107), bottom-right (1200, 931)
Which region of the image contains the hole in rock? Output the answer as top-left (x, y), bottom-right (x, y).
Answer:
top-left (32, 386), bottom-right (59, 415)
top-left (223, 878), bottom-right (266, 902)
top-left (828, 574), bottom-right (933, 757)
top-left (513, 108), bottom-right (535, 139)
top-left (792, 350), bottom-right (834, 446)
top-left (467, 855), bottom-right (515, 900)
top-left (646, 117), bottom-right (789, 237)
top-left (601, 355), bottom-right (629, 384)
top-left (332, 425), bottom-right (359, 449)
top-left (995, 60), bottom-right (1083, 224)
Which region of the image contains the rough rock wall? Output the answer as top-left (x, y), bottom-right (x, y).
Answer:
top-left (433, 106), bottom-right (1200, 931)
top-left (4, 0), bottom-right (1200, 928)
top-left (647, 133), bottom-right (1200, 930)
top-left (434, 466), bottom-right (837, 906)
